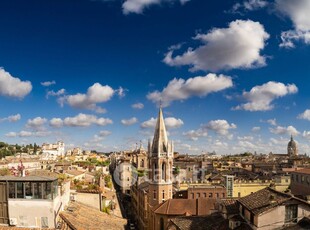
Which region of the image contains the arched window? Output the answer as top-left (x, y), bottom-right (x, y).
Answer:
top-left (162, 163), bottom-right (166, 181)
top-left (160, 217), bottom-right (164, 230)
top-left (153, 163), bottom-right (158, 181)
top-left (141, 159), bottom-right (144, 168)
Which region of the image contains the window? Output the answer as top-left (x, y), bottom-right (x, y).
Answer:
top-left (191, 193), bottom-right (194, 199)
top-left (162, 190), bottom-right (165, 200)
top-left (45, 182), bottom-right (52, 199)
top-left (204, 193), bottom-right (207, 198)
top-left (25, 182), bottom-right (33, 199)
top-left (197, 193), bottom-right (200, 198)
top-left (153, 190), bottom-right (156, 199)
top-left (162, 163), bottom-right (166, 181)
top-left (33, 182), bottom-right (42, 199)
top-left (141, 159), bottom-right (144, 168)
top-left (216, 193), bottom-right (219, 198)
top-left (285, 205), bottom-right (298, 223)
top-left (9, 182), bottom-right (15, 198)
top-left (16, 182), bottom-right (24, 198)
top-left (209, 193), bottom-right (213, 198)
top-left (160, 218), bottom-right (164, 230)
top-left (296, 175), bottom-right (299, 182)
top-left (238, 192), bottom-right (241, 198)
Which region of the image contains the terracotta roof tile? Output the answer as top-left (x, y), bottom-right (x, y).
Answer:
top-left (238, 187), bottom-right (292, 215)
top-left (220, 198), bottom-right (239, 215)
top-left (153, 198), bottom-right (216, 216)
top-left (59, 201), bottom-right (127, 230)
top-left (169, 212), bottom-right (229, 230)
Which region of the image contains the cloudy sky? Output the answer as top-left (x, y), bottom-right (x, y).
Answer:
top-left (1, 0), bottom-right (310, 155)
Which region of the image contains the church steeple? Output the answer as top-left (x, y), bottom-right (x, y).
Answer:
top-left (151, 107), bottom-right (168, 155)
top-left (148, 107), bottom-right (174, 207)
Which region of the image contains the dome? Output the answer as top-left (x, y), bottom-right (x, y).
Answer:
top-left (287, 138), bottom-right (297, 148)
top-left (287, 135), bottom-right (298, 156)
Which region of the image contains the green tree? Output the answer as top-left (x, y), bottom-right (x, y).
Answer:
top-left (33, 143), bottom-right (38, 154)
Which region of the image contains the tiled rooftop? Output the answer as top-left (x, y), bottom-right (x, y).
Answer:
top-left (220, 198), bottom-right (239, 215)
top-left (153, 198), bottom-right (217, 216)
top-left (59, 201), bottom-right (127, 230)
top-left (238, 187), bottom-right (292, 215)
top-left (169, 212), bottom-right (229, 230)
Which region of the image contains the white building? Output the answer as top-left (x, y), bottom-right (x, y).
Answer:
top-left (115, 159), bottom-right (133, 194)
top-left (0, 175), bottom-right (70, 228)
top-left (41, 141), bottom-right (65, 160)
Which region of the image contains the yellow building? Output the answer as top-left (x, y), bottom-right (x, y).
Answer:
top-left (232, 175), bottom-right (290, 198)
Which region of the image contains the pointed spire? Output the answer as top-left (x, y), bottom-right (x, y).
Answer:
top-left (291, 134), bottom-right (293, 141)
top-left (151, 107), bottom-right (168, 155)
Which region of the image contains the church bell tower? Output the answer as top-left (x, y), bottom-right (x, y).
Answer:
top-left (148, 107), bottom-right (174, 207)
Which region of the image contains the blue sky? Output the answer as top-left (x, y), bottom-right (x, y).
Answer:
top-left (1, 0), bottom-right (310, 154)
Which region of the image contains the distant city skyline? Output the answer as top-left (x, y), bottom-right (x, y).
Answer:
top-left (1, 0), bottom-right (310, 155)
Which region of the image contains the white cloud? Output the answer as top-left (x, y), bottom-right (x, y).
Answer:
top-left (276, 0), bottom-right (310, 48)
top-left (0, 114), bottom-right (21, 122)
top-left (163, 20), bottom-right (269, 72)
top-left (26, 117), bottom-right (47, 130)
top-left (252, 126), bottom-right (261, 132)
top-left (298, 109), bottom-right (310, 121)
top-left (163, 117), bottom-right (184, 128)
top-left (64, 83), bottom-right (116, 113)
top-left (5, 130), bottom-right (51, 138)
top-left (49, 118), bottom-right (64, 128)
top-left (90, 130), bottom-right (112, 143)
top-left (5, 131), bottom-right (31, 137)
top-left (63, 113), bottom-right (113, 127)
top-left (19, 131), bottom-right (33, 137)
top-left (233, 81), bottom-right (298, 111)
top-left (302, 131), bottom-right (310, 140)
top-left (132, 103), bottom-right (144, 109)
top-left (141, 117), bottom-right (184, 129)
top-left (204, 119), bottom-right (237, 136)
top-left (147, 74), bottom-right (232, 107)
top-left (238, 140), bottom-right (257, 149)
top-left (183, 129), bottom-right (208, 141)
top-left (122, 0), bottom-right (190, 14)
top-left (267, 118), bottom-right (277, 126)
top-left (46, 89), bottom-right (66, 98)
top-left (270, 125), bottom-right (299, 136)
top-left (98, 130), bottom-right (112, 137)
top-left (5, 132), bottom-right (17, 137)
top-left (0, 68), bottom-right (32, 99)
top-left (121, 117), bottom-right (138, 126)
top-left (116, 87), bottom-right (127, 98)
top-left (41, 80), bottom-right (56, 87)
top-left (237, 135), bottom-right (254, 141)
top-left (231, 0), bottom-right (268, 13)
top-left (141, 117), bottom-right (156, 128)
